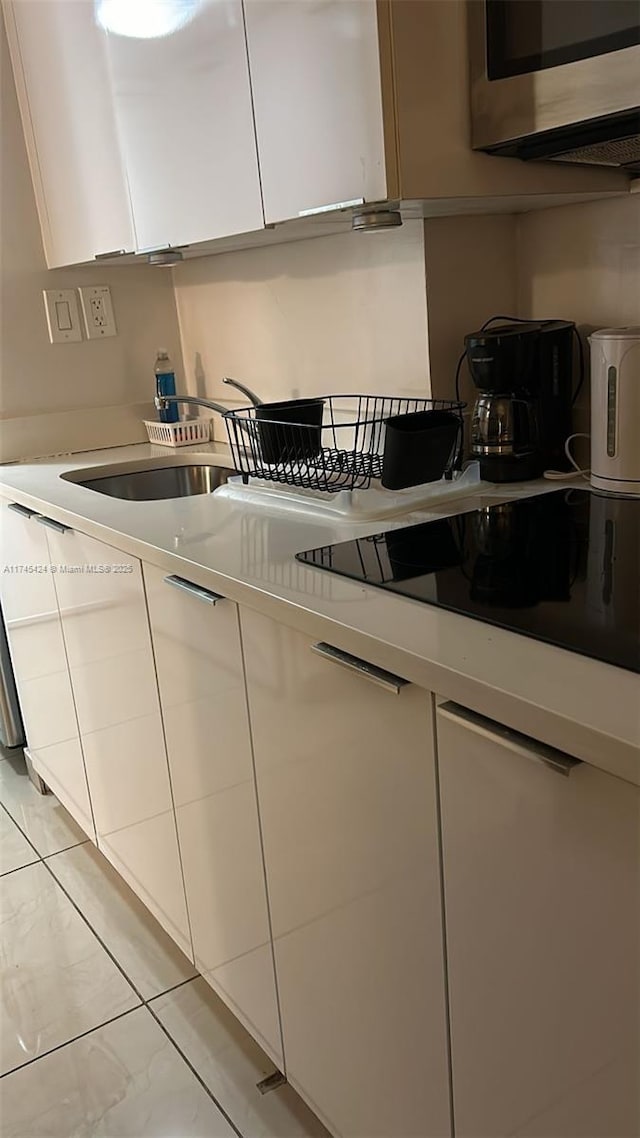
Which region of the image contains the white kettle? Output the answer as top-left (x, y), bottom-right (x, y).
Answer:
top-left (589, 326), bottom-right (640, 497)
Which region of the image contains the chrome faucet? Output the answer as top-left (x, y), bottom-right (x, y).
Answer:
top-left (154, 394), bottom-right (230, 417)
top-left (222, 376), bottom-right (262, 407)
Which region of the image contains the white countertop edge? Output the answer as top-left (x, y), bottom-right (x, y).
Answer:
top-left (1, 444), bottom-right (638, 786)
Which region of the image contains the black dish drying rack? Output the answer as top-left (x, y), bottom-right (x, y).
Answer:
top-left (223, 395), bottom-right (465, 494)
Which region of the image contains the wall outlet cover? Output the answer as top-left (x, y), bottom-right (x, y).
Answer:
top-left (78, 284), bottom-right (117, 339)
top-left (42, 289), bottom-right (83, 343)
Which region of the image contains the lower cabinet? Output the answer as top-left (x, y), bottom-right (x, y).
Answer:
top-left (45, 528), bottom-right (191, 958)
top-left (0, 501), bottom-right (93, 836)
top-left (6, 501), bottom-right (635, 1138)
top-left (240, 609), bottom-right (451, 1138)
top-left (437, 701), bottom-right (640, 1138)
top-left (143, 564), bottom-right (283, 1068)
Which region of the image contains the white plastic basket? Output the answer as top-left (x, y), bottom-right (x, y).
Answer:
top-left (144, 418), bottom-right (212, 447)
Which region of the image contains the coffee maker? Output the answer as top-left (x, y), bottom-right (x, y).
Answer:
top-left (464, 321), bottom-right (574, 482)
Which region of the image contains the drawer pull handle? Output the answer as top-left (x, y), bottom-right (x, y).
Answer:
top-left (164, 574), bottom-right (224, 605)
top-left (311, 642), bottom-right (409, 694)
top-left (34, 515), bottom-right (71, 534)
top-left (438, 702), bottom-right (582, 777)
top-left (8, 503), bottom-right (37, 519)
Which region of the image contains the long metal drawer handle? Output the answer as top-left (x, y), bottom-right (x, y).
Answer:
top-left (34, 515), bottom-right (71, 534)
top-left (8, 502), bottom-right (37, 519)
top-left (311, 642), bottom-right (409, 694)
top-left (164, 574), bottom-right (225, 605)
top-left (438, 701), bottom-right (582, 777)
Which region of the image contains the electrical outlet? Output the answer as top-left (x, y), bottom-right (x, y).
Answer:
top-left (78, 285), bottom-right (117, 339)
top-left (43, 289), bottom-right (83, 343)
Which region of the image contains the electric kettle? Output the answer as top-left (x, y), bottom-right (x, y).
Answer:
top-left (589, 327), bottom-right (640, 497)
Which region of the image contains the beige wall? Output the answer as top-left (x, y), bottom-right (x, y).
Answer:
top-left (423, 196), bottom-right (640, 425)
top-left (0, 16), bottom-right (184, 461)
top-left (172, 220), bottom-right (430, 440)
top-left (516, 195), bottom-right (640, 329)
top-left (516, 194), bottom-right (640, 443)
top-left (423, 213), bottom-right (518, 409)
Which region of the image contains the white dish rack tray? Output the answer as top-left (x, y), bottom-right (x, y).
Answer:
top-left (144, 418), bottom-right (212, 447)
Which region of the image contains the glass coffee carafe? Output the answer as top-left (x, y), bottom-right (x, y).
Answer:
top-left (471, 394), bottom-right (542, 481)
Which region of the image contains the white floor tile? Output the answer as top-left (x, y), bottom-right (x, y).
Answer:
top-left (0, 862), bottom-right (140, 1075)
top-left (0, 1006), bottom-right (237, 1138)
top-left (151, 977), bottom-right (330, 1138)
top-left (47, 841), bottom-right (197, 1000)
top-left (0, 752), bottom-right (87, 857)
top-left (0, 806), bottom-right (38, 876)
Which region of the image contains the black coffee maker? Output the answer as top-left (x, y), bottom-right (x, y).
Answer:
top-left (465, 321), bottom-right (574, 482)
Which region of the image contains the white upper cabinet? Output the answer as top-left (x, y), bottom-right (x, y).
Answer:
top-left (3, 1), bottom-right (135, 267)
top-left (6, 0), bottom-right (627, 266)
top-left (102, 0), bottom-right (264, 250)
top-left (244, 0), bottom-right (387, 223)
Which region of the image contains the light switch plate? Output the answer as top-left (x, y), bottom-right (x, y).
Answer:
top-left (42, 289), bottom-right (83, 343)
top-left (78, 284), bottom-right (117, 339)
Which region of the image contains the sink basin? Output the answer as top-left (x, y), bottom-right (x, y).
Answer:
top-left (65, 458), bottom-right (239, 501)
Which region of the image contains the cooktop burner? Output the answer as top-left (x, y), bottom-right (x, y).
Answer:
top-left (296, 489), bottom-right (640, 673)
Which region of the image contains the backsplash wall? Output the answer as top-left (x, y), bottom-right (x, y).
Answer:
top-left (516, 195), bottom-right (640, 329)
top-left (172, 220), bottom-right (430, 441)
top-left (516, 194), bottom-right (640, 440)
top-left (423, 213), bottom-right (518, 408)
top-left (424, 195), bottom-right (640, 454)
top-left (0, 15), bottom-right (184, 462)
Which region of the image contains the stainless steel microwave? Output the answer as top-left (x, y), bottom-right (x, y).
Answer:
top-left (469, 0), bottom-right (640, 173)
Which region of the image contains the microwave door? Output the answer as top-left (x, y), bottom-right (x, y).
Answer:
top-left (469, 0), bottom-right (640, 151)
top-left (485, 0), bottom-right (640, 80)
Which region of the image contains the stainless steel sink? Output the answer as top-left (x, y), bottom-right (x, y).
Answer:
top-left (76, 463), bottom-right (238, 501)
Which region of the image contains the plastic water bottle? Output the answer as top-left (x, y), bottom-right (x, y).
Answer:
top-left (154, 350), bottom-right (179, 423)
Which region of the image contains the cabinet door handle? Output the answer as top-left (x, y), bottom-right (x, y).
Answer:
top-left (8, 503), bottom-right (37, 519)
top-left (94, 249), bottom-right (127, 259)
top-left (311, 642), bottom-right (409, 694)
top-left (137, 244), bottom-right (190, 255)
top-left (298, 196), bottom-right (364, 217)
top-left (34, 515), bottom-right (71, 534)
top-left (438, 701), bottom-right (582, 777)
top-left (164, 574), bottom-right (225, 605)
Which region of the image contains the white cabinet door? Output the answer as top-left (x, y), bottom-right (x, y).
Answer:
top-left (143, 564), bottom-right (283, 1067)
top-left (0, 503), bottom-right (94, 835)
top-left (437, 701), bottom-right (640, 1138)
top-left (46, 529), bottom-right (191, 958)
top-left (4, 1), bottom-right (135, 267)
top-left (244, 0), bottom-right (387, 223)
top-left (102, 0), bottom-right (263, 250)
top-left (241, 611), bottom-right (450, 1138)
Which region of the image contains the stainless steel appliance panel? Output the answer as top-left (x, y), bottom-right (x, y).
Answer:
top-left (469, 0), bottom-right (640, 150)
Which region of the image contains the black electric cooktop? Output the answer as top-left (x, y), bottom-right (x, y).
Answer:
top-left (296, 489), bottom-right (640, 674)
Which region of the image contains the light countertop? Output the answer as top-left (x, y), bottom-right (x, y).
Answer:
top-left (1, 442), bottom-right (638, 784)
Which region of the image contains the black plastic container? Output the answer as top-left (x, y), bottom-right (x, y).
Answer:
top-left (381, 409), bottom-right (462, 490)
top-left (254, 399), bottom-right (325, 465)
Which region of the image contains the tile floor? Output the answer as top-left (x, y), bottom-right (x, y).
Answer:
top-left (0, 747), bottom-right (329, 1137)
